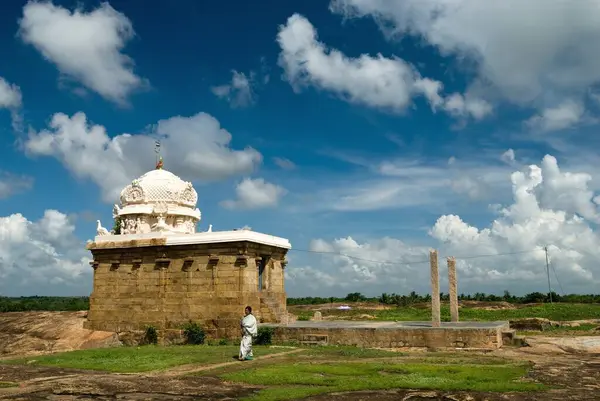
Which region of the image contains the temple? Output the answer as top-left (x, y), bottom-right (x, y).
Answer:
top-left (84, 157), bottom-right (292, 338)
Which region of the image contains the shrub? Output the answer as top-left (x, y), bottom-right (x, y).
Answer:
top-left (218, 338), bottom-right (229, 346)
top-left (255, 326), bottom-right (275, 345)
top-left (182, 321), bottom-right (205, 345)
top-left (143, 325), bottom-right (158, 345)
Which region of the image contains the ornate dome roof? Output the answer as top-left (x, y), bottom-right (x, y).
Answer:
top-left (119, 168), bottom-right (198, 208)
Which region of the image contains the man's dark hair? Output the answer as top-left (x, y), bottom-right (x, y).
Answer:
top-left (245, 306), bottom-right (252, 313)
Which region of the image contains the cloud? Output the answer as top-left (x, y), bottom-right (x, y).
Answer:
top-left (525, 100), bottom-right (585, 132)
top-left (24, 111), bottom-right (263, 203)
top-left (18, 1), bottom-right (146, 105)
top-left (309, 156), bottom-right (512, 212)
top-left (273, 157), bottom-right (296, 170)
top-left (211, 70), bottom-right (256, 108)
top-left (0, 210), bottom-right (91, 296)
top-left (0, 172), bottom-right (34, 199)
top-left (0, 77), bottom-right (22, 109)
top-left (330, 0), bottom-right (600, 125)
top-left (287, 154), bottom-right (600, 296)
top-left (500, 149), bottom-right (516, 165)
top-left (220, 178), bottom-right (287, 210)
top-left (277, 14), bottom-right (489, 120)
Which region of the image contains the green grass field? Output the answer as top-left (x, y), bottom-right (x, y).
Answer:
top-left (294, 303), bottom-right (600, 322)
top-left (2, 345), bottom-right (545, 400)
top-left (219, 358), bottom-right (543, 400)
top-left (2, 345), bottom-right (287, 373)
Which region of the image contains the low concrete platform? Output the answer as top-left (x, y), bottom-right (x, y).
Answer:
top-left (261, 320), bottom-right (511, 349)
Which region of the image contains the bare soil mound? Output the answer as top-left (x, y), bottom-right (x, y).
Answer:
top-left (0, 311), bottom-right (119, 358)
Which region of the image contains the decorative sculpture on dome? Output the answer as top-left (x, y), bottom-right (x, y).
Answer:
top-left (101, 152), bottom-right (200, 238)
top-left (112, 204), bottom-right (121, 219)
top-left (96, 220), bottom-right (109, 236)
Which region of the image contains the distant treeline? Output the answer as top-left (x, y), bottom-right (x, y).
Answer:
top-left (287, 291), bottom-right (600, 306)
top-left (0, 296), bottom-right (89, 312)
top-left (1, 291), bottom-right (599, 313)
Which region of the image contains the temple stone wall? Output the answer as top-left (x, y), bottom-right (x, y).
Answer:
top-left (84, 240), bottom-right (289, 338)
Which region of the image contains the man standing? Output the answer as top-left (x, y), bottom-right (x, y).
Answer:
top-left (239, 306), bottom-right (257, 361)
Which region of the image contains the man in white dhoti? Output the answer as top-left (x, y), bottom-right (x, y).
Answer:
top-left (239, 306), bottom-right (258, 361)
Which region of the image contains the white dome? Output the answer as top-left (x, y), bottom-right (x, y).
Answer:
top-left (119, 169), bottom-right (198, 207)
top-left (113, 165), bottom-right (201, 235)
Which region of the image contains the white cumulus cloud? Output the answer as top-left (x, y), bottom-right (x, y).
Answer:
top-left (0, 210), bottom-right (91, 296)
top-left (211, 70), bottom-right (256, 108)
top-left (0, 77), bottom-right (22, 109)
top-left (277, 13), bottom-right (489, 120)
top-left (0, 172), bottom-right (34, 199)
top-left (18, 1), bottom-right (146, 105)
top-left (330, 0), bottom-right (600, 128)
top-left (24, 111), bottom-right (263, 203)
top-left (288, 155), bottom-right (600, 295)
top-left (220, 178), bottom-right (287, 210)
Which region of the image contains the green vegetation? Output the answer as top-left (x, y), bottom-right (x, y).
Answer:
top-left (294, 302), bottom-right (600, 322)
top-left (0, 381), bottom-right (18, 388)
top-left (1, 292), bottom-right (598, 313)
top-left (520, 323), bottom-right (599, 336)
top-left (1, 345), bottom-right (546, 399)
top-left (182, 321), bottom-right (206, 345)
top-left (0, 296), bottom-right (88, 312)
top-left (255, 326), bottom-right (275, 345)
top-left (143, 325), bottom-right (158, 345)
top-left (2, 345), bottom-right (286, 373)
top-left (288, 291), bottom-right (600, 306)
top-left (222, 360), bottom-right (544, 401)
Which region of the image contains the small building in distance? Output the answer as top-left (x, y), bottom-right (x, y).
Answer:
top-left (84, 158), bottom-right (291, 338)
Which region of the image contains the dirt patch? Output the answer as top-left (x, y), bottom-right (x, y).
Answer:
top-left (0, 368), bottom-right (257, 401)
top-left (0, 312), bottom-right (118, 358)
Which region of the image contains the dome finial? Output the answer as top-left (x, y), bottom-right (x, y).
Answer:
top-left (154, 140), bottom-right (163, 169)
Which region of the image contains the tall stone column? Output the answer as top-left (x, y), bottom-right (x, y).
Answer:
top-left (429, 249), bottom-right (441, 327)
top-left (447, 257), bottom-right (459, 323)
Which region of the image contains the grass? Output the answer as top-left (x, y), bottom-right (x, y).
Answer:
top-left (222, 360), bottom-right (545, 401)
top-left (0, 381), bottom-right (18, 388)
top-left (521, 323), bottom-right (599, 336)
top-left (297, 303), bottom-right (600, 322)
top-left (1, 345), bottom-right (286, 373)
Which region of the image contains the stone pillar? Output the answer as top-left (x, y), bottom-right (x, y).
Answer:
top-left (447, 257), bottom-right (459, 323)
top-left (430, 249), bottom-right (441, 327)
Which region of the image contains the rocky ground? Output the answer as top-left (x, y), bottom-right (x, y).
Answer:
top-left (0, 344), bottom-right (599, 401)
top-left (0, 312), bottom-right (118, 358)
top-left (1, 311), bottom-right (599, 400)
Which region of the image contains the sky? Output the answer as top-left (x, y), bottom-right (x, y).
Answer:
top-left (2, 0), bottom-right (600, 298)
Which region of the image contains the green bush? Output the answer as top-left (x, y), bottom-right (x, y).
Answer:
top-left (255, 326), bottom-right (275, 345)
top-left (218, 338), bottom-right (229, 346)
top-left (143, 325), bottom-right (158, 345)
top-left (182, 321), bottom-right (205, 345)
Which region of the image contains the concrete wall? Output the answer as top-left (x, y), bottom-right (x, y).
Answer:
top-left (270, 325), bottom-right (509, 349)
top-left (84, 240), bottom-right (288, 338)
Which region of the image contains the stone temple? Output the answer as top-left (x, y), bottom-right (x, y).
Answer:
top-left (84, 158), bottom-right (292, 338)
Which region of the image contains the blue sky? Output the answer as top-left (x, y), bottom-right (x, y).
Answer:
top-left (2, 0), bottom-right (600, 298)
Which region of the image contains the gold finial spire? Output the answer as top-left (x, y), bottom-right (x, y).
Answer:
top-left (154, 140), bottom-right (163, 169)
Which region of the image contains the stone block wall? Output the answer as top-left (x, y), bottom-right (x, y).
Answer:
top-left (269, 325), bottom-right (509, 349)
top-left (84, 240), bottom-right (288, 338)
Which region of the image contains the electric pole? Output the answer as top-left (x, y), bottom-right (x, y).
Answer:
top-left (544, 246), bottom-right (552, 304)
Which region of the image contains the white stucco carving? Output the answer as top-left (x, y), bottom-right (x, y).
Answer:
top-left (112, 165), bottom-right (201, 235)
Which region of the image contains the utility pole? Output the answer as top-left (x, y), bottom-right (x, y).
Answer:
top-left (544, 246), bottom-right (552, 304)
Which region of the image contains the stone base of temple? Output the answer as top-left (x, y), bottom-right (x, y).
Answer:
top-left (85, 238), bottom-right (289, 337)
top-left (262, 320), bottom-right (511, 350)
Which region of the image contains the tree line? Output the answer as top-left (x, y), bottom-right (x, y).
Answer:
top-left (1, 291), bottom-right (599, 312)
top-left (287, 291), bottom-right (600, 306)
